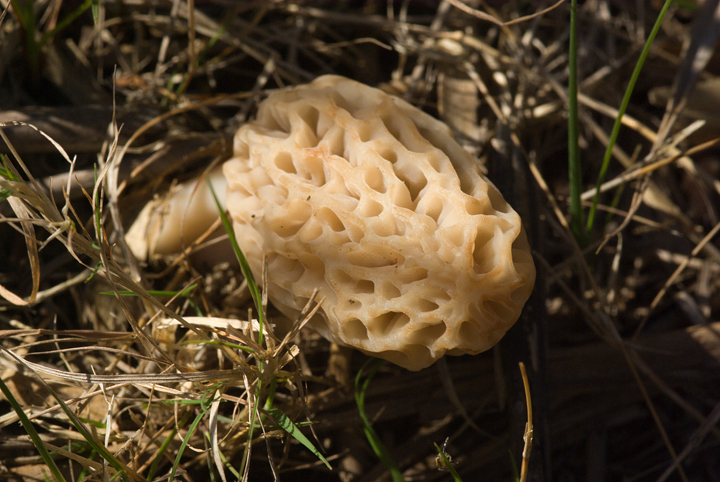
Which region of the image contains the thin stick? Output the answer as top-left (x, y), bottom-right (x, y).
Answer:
top-left (519, 362), bottom-right (533, 482)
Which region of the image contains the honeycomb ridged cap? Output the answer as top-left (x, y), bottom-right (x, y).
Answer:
top-left (224, 75), bottom-right (536, 370)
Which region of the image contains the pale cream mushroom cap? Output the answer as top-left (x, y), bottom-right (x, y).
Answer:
top-left (223, 75), bottom-right (535, 371)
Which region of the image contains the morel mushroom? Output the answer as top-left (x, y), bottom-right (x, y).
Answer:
top-left (222, 75), bottom-right (535, 370)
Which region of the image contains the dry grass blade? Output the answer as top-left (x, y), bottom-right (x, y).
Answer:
top-left (155, 316), bottom-right (265, 333)
top-left (595, 176), bottom-right (649, 254)
top-left (655, 400), bottom-right (720, 482)
top-left (443, 0), bottom-right (566, 27)
top-left (2, 347), bottom-right (244, 386)
top-left (0, 125), bottom-right (74, 305)
top-left (209, 391), bottom-right (227, 482)
top-left (442, 0), bottom-right (510, 26)
top-left (0, 121), bottom-right (73, 165)
top-left (0, 197), bottom-right (39, 305)
top-left (616, 341), bottom-right (692, 482)
top-left (653, 0), bottom-right (720, 151)
top-left (519, 362), bottom-right (533, 482)
top-left (580, 136), bottom-right (720, 201)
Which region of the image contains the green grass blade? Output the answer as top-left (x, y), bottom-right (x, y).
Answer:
top-left (147, 419), bottom-right (182, 481)
top-left (1, 154), bottom-right (21, 180)
top-left (585, 0), bottom-right (674, 235)
top-left (154, 388), bottom-right (218, 481)
top-left (238, 375), bottom-right (265, 480)
top-left (40, 383), bottom-right (132, 481)
top-left (509, 449), bottom-right (520, 482)
top-left (0, 154), bottom-right (21, 203)
top-left (263, 376), bottom-right (277, 411)
top-left (213, 439), bottom-right (242, 480)
top-left (9, 0), bottom-right (39, 76)
top-left (265, 407), bottom-right (331, 470)
top-left (434, 443), bottom-right (463, 482)
top-left (354, 359), bottom-right (404, 482)
top-left (207, 179), bottom-right (265, 347)
top-left (208, 176), bottom-right (271, 478)
top-left (93, 163), bottom-right (103, 247)
top-left (0, 377), bottom-right (67, 482)
top-left (8, 0), bottom-right (31, 29)
top-left (100, 284), bottom-right (197, 297)
top-left (169, 403), bottom-right (211, 481)
top-left (77, 449), bottom-right (99, 481)
top-left (567, 0), bottom-right (585, 246)
top-left (39, 0), bottom-right (93, 47)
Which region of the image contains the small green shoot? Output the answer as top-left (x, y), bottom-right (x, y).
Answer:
top-left (585, 0), bottom-right (674, 236)
top-left (38, 0), bottom-right (94, 48)
top-left (207, 179), bottom-right (271, 478)
top-left (263, 376), bottom-right (277, 411)
top-left (91, 0), bottom-right (99, 24)
top-left (355, 359), bottom-right (404, 482)
top-left (100, 284), bottom-right (197, 298)
top-left (210, 436), bottom-right (242, 480)
top-left (76, 449), bottom-right (99, 481)
top-left (0, 154), bottom-right (20, 181)
top-left (167, 387), bottom-right (219, 482)
top-left (4, 368), bottom-right (136, 481)
top-left (434, 440), bottom-right (462, 482)
top-left (147, 411), bottom-right (190, 481)
top-left (100, 284), bottom-right (202, 314)
top-left (100, 284), bottom-right (202, 315)
top-left (10, 0), bottom-right (96, 81)
top-left (207, 179), bottom-right (265, 346)
top-left (509, 449), bottom-right (520, 482)
top-left (0, 154), bottom-right (20, 203)
top-left (265, 407), bottom-right (331, 470)
top-left (0, 377), bottom-right (67, 482)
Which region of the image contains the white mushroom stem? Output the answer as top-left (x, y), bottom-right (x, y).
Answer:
top-left (126, 166), bottom-right (227, 261)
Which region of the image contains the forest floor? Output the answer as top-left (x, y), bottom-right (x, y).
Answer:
top-left (1, 1), bottom-right (719, 481)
